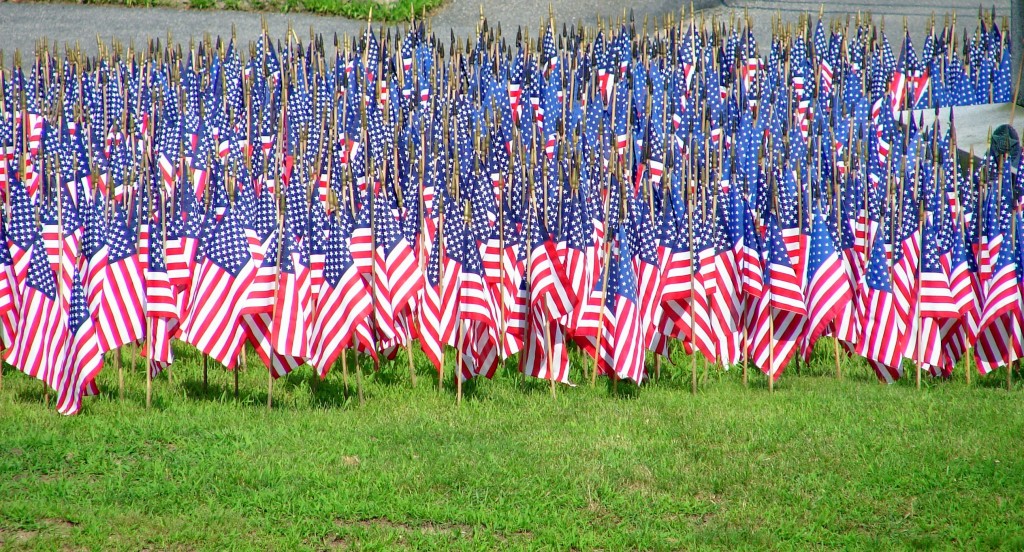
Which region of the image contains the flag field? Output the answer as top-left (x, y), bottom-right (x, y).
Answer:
top-left (2, 342), bottom-right (1023, 550)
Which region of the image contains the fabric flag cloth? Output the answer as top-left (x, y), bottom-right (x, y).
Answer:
top-left (749, 216), bottom-right (806, 381)
top-left (575, 225), bottom-right (646, 383)
top-left (974, 216), bottom-right (1024, 374)
top-left (856, 233), bottom-right (904, 383)
top-left (180, 206), bottom-right (257, 369)
top-left (311, 214), bottom-right (374, 378)
top-left (270, 224), bottom-right (312, 360)
top-left (54, 269), bottom-right (104, 416)
top-left (145, 214), bottom-right (178, 374)
top-left (608, 227), bottom-right (646, 383)
top-left (95, 204), bottom-right (146, 353)
top-left (803, 210), bottom-right (853, 352)
top-left (6, 238), bottom-right (66, 389)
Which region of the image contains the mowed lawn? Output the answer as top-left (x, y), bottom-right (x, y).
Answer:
top-left (2, 341), bottom-right (1024, 550)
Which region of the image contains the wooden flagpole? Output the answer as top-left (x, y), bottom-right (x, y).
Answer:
top-left (146, 323), bottom-right (153, 409)
top-left (354, 338), bottom-right (365, 405)
top-left (688, 137), bottom-right (697, 395)
top-left (117, 348), bottom-right (124, 402)
top-left (235, 345), bottom-right (241, 399)
top-left (340, 349), bottom-right (350, 400)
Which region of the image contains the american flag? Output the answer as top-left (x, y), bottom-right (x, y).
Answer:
top-left (525, 204), bottom-right (577, 320)
top-left (0, 216), bottom-right (19, 348)
top-left (747, 215), bottom-right (806, 380)
top-left (458, 206), bottom-right (500, 376)
top-left (738, 204), bottom-right (764, 300)
top-left (80, 198), bottom-right (109, 324)
top-left (919, 219), bottom-right (957, 319)
top-left (165, 185), bottom-right (203, 289)
top-left (688, 209), bottom-right (719, 363)
top-left (946, 221), bottom-right (975, 317)
top-left (456, 214), bottom-right (498, 330)
top-left (95, 204), bottom-right (146, 353)
top-left (373, 194), bottom-right (422, 342)
top-left (628, 197), bottom-right (663, 349)
top-left (54, 269), bottom-right (103, 416)
top-left (7, 238), bottom-right (64, 389)
top-left (418, 222), bottom-right (453, 372)
top-left (310, 213), bottom-right (373, 378)
top-left (804, 210), bottom-right (853, 346)
top-left (145, 213), bottom-right (177, 374)
top-left (8, 180), bottom-right (39, 295)
top-left (974, 215), bottom-right (1024, 375)
top-left (813, 18), bottom-right (834, 97)
top-left (306, 201), bottom-right (330, 300)
top-left (559, 193), bottom-right (594, 328)
top-left (856, 232), bottom-right (904, 382)
top-left (764, 215), bottom-right (806, 316)
top-left (609, 227), bottom-right (645, 383)
top-left (271, 223), bottom-right (312, 360)
top-left (708, 193), bottom-right (742, 365)
top-left (180, 206), bottom-right (257, 369)
top-left (519, 300), bottom-right (571, 384)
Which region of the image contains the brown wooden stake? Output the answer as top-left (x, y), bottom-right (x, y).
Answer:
top-left (117, 348), bottom-right (124, 402)
top-left (456, 369), bottom-right (463, 405)
top-left (406, 340), bottom-right (417, 388)
top-left (145, 348), bottom-right (152, 410)
top-left (834, 337), bottom-right (843, 380)
top-left (355, 352), bottom-right (365, 406)
top-left (691, 353), bottom-right (697, 395)
top-left (547, 324), bottom-right (556, 400)
top-left (1008, 360), bottom-right (1014, 391)
top-left (341, 349), bottom-right (350, 400)
top-left (202, 354), bottom-right (209, 392)
top-left (438, 347), bottom-right (445, 394)
top-left (768, 310), bottom-right (775, 394)
top-left (456, 328), bottom-right (464, 405)
top-left (742, 323), bottom-right (749, 387)
top-left (267, 368), bottom-right (273, 410)
top-left (965, 348), bottom-right (972, 385)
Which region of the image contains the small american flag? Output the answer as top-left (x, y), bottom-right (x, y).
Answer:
top-left (180, 206), bottom-right (257, 369)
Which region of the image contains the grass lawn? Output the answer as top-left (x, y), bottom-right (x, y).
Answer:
top-left (66, 0), bottom-right (443, 22)
top-left (2, 340), bottom-right (1024, 550)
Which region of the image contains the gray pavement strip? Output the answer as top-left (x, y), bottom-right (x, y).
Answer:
top-left (0, 0), bottom-right (1010, 60)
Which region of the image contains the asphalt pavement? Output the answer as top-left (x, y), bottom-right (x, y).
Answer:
top-left (0, 0), bottom-right (1012, 60)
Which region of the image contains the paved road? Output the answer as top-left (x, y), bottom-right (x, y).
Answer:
top-left (0, 0), bottom-right (1012, 59)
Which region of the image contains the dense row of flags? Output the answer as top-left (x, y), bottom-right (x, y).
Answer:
top-left (0, 9), bottom-right (1019, 414)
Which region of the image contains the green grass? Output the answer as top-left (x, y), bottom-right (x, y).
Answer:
top-left (76, 0), bottom-right (444, 22)
top-left (2, 340), bottom-right (1024, 550)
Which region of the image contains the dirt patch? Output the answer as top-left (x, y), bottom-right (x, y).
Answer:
top-left (0, 527), bottom-right (39, 545)
top-left (309, 534), bottom-right (350, 551)
top-left (416, 520), bottom-right (473, 536)
top-left (0, 519), bottom-right (77, 547)
top-left (42, 518), bottom-right (78, 529)
top-left (332, 517), bottom-right (531, 542)
top-left (585, 499), bottom-right (624, 526)
top-left (336, 516), bottom-right (441, 533)
top-left (341, 456), bottom-right (360, 467)
top-left (494, 529), bottom-right (535, 543)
